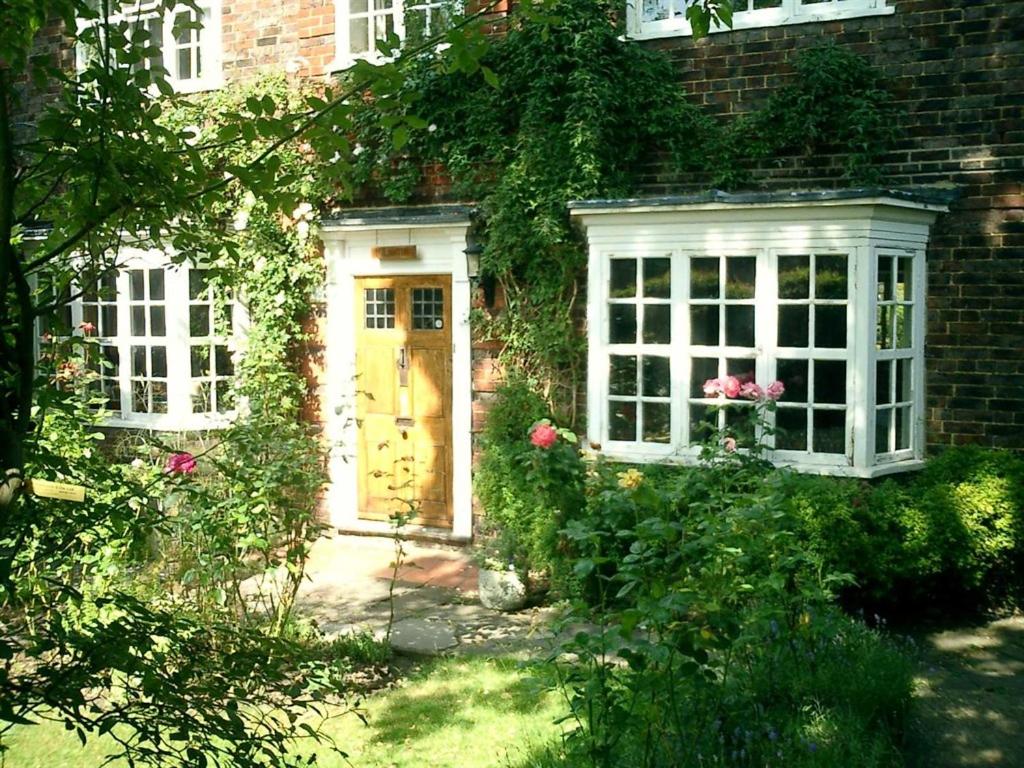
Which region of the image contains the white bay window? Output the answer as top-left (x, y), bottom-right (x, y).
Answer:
top-left (628, 0), bottom-right (893, 40)
top-left (572, 191), bottom-right (946, 477)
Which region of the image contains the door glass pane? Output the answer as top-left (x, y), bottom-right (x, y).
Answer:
top-left (412, 287), bottom-right (444, 330)
top-left (364, 288), bottom-right (395, 329)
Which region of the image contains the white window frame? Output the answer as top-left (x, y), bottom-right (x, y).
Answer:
top-left (68, 248), bottom-right (246, 431)
top-left (76, 0), bottom-right (223, 94)
top-left (330, 0), bottom-right (452, 69)
top-left (572, 195), bottom-right (944, 478)
top-left (626, 0), bottom-right (893, 41)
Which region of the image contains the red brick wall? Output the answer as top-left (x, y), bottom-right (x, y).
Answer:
top-left (222, 0), bottom-right (335, 80)
top-left (634, 0), bottom-right (1024, 451)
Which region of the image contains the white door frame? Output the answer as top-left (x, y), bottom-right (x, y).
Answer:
top-left (320, 208), bottom-right (473, 541)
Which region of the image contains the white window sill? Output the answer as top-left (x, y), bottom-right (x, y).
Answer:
top-left (626, 4), bottom-right (895, 42)
top-left (589, 446), bottom-right (924, 479)
top-left (102, 413), bottom-right (234, 432)
top-left (169, 75), bottom-right (224, 94)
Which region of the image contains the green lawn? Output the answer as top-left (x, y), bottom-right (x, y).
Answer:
top-left (0, 657), bottom-right (568, 768)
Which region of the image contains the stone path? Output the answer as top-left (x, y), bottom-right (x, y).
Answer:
top-left (296, 534), bottom-right (563, 657)
top-left (906, 616), bottom-right (1024, 768)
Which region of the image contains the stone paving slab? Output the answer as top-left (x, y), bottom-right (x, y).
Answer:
top-left (295, 534), bottom-right (563, 658)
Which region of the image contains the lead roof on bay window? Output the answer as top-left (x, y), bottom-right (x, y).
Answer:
top-left (627, 0), bottom-right (895, 40)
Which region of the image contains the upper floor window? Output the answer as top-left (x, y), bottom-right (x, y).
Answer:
top-left (571, 191), bottom-right (947, 478)
top-left (628, 0), bottom-right (893, 40)
top-left (333, 0), bottom-right (453, 66)
top-left (62, 250), bottom-right (243, 430)
top-left (77, 0), bottom-right (223, 93)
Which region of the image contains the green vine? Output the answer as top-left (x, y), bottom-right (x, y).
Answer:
top-left (341, 0), bottom-right (897, 421)
top-left (160, 74), bottom-right (330, 419)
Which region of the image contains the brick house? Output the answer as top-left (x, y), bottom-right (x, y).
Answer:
top-left (28, 0), bottom-right (1024, 541)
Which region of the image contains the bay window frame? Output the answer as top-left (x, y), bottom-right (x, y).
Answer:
top-left (574, 193), bottom-right (946, 478)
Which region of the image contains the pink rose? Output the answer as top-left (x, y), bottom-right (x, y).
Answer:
top-left (79, 321), bottom-right (96, 335)
top-left (721, 375), bottom-right (741, 399)
top-left (723, 437), bottom-right (737, 453)
top-left (166, 452), bottom-right (197, 474)
top-left (739, 382), bottom-right (764, 400)
top-left (702, 378), bottom-right (722, 396)
top-left (766, 380), bottom-right (786, 401)
top-left (529, 422), bottom-right (558, 449)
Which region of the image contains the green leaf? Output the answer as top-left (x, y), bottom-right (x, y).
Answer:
top-left (392, 126), bottom-right (410, 151)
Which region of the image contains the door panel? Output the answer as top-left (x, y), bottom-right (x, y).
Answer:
top-left (354, 275), bottom-right (452, 527)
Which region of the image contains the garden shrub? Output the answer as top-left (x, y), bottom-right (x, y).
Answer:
top-left (547, 399), bottom-right (912, 768)
top-left (474, 377), bottom-right (583, 590)
top-left (780, 447), bottom-right (1024, 614)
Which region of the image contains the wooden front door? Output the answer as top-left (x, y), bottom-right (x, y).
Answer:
top-left (354, 275), bottom-right (453, 527)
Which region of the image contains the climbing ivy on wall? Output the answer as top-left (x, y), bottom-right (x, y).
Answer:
top-left (160, 74), bottom-right (331, 419)
top-left (341, 0), bottom-right (897, 422)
